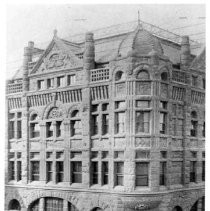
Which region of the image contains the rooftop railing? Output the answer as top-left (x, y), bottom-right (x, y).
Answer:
top-left (7, 81), bottom-right (23, 94)
top-left (90, 68), bottom-right (110, 82)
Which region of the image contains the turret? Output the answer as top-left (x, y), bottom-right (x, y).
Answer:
top-left (23, 41), bottom-right (34, 92)
top-left (181, 36), bottom-right (191, 67)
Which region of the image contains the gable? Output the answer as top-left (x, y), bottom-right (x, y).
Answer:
top-left (30, 38), bottom-right (83, 75)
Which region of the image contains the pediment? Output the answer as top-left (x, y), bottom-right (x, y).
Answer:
top-left (31, 38), bottom-right (82, 74)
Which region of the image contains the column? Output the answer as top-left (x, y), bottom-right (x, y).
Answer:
top-left (39, 198), bottom-right (44, 211)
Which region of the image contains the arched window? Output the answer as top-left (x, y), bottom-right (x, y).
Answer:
top-left (46, 107), bottom-right (63, 138)
top-left (161, 72), bottom-right (168, 81)
top-left (70, 110), bottom-right (82, 136)
top-left (8, 199), bottom-right (21, 210)
top-left (137, 70), bottom-right (149, 80)
top-left (115, 71), bottom-right (125, 81)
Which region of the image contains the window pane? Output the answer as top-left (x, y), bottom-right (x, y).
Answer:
top-left (56, 162), bottom-right (64, 183)
top-left (31, 161), bottom-right (39, 181)
top-left (136, 162), bottom-right (149, 186)
top-left (17, 161), bottom-right (22, 181)
top-left (72, 162), bottom-right (82, 183)
top-left (45, 198), bottom-right (63, 211)
top-left (92, 162), bottom-right (98, 184)
top-left (102, 162), bottom-right (108, 185)
top-left (46, 161), bottom-right (53, 182)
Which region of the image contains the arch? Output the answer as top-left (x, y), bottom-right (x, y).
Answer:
top-left (8, 199), bottom-right (21, 210)
top-left (136, 70), bottom-right (150, 80)
top-left (133, 64), bottom-right (152, 79)
top-left (68, 104), bottom-right (83, 118)
top-left (190, 196), bottom-right (205, 211)
top-left (71, 110), bottom-right (80, 118)
top-left (115, 71), bottom-right (125, 81)
top-left (42, 101), bottom-right (67, 119)
top-left (172, 206), bottom-right (183, 211)
top-left (28, 197), bottom-right (79, 211)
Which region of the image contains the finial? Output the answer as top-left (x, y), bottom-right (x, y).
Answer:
top-left (138, 11), bottom-right (140, 26)
top-left (137, 10), bottom-right (143, 29)
top-left (53, 29), bottom-right (58, 38)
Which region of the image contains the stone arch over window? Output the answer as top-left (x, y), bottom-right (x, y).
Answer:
top-left (69, 108), bottom-right (82, 137)
top-left (136, 70), bottom-right (150, 79)
top-left (172, 206), bottom-right (183, 211)
top-left (115, 70), bottom-right (125, 81)
top-left (42, 101), bottom-right (67, 120)
top-left (47, 107), bottom-right (64, 119)
top-left (189, 196), bottom-right (205, 211)
top-left (133, 64), bottom-right (151, 79)
top-left (8, 199), bottom-right (21, 210)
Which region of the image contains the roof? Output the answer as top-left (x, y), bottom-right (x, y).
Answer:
top-left (11, 24), bottom-right (205, 80)
top-left (190, 48), bottom-right (205, 71)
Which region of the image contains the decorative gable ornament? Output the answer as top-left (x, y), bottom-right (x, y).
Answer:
top-left (47, 107), bottom-right (63, 119)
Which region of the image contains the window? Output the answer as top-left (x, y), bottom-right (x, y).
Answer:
top-left (192, 75), bottom-right (198, 86)
top-left (72, 161), bottom-right (82, 183)
top-left (191, 120), bottom-right (197, 137)
top-left (17, 121), bottom-right (22, 139)
top-left (102, 114), bottom-right (109, 135)
top-left (202, 161), bottom-right (205, 181)
top-left (17, 161), bottom-right (22, 181)
top-left (115, 71), bottom-right (125, 81)
top-left (115, 112), bottom-right (125, 134)
top-left (30, 123), bottom-right (40, 138)
top-left (202, 78), bottom-right (205, 89)
top-left (136, 162), bottom-right (149, 186)
top-left (171, 161), bottom-right (183, 185)
top-left (102, 162), bottom-right (108, 185)
top-left (115, 101), bottom-right (126, 109)
top-left (9, 121), bottom-right (15, 139)
top-left (70, 110), bottom-right (82, 136)
top-left (46, 122), bottom-right (53, 137)
top-left (47, 78), bottom-right (54, 89)
top-left (202, 122), bottom-right (205, 137)
top-left (67, 75), bottom-right (76, 86)
top-left (136, 111), bottom-right (150, 133)
top-left (45, 198), bottom-right (63, 211)
top-left (9, 152), bottom-right (22, 181)
top-left (57, 76), bottom-right (65, 87)
top-left (177, 119), bottom-right (183, 136)
top-left (92, 115), bottom-right (99, 135)
top-left (115, 162), bottom-right (124, 186)
top-left (161, 72), bottom-right (168, 81)
top-left (38, 80), bottom-right (44, 90)
top-left (9, 161), bottom-right (15, 180)
top-left (56, 161), bottom-right (64, 183)
top-left (160, 162), bottom-right (166, 186)
top-left (160, 112), bottom-right (167, 134)
top-left (56, 121), bottom-right (62, 137)
top-left (190, 161), bottom-right (196, 182)
top-left (91, 162), bottom-right (98, 185)
top-left (46, 161), bottom-right (53, 182)
top-left (31, 161), bottom-right (40, 181)
top-left (160, 101), bottom-right (167, 109)
top-left (137, 70), bottom-right (149, 79)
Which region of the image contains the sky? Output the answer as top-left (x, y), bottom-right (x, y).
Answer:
top-left (6, 4), bottom-right (205, 79)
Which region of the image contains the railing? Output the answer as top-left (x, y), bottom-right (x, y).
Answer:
top-left (90, 68), bottom-right (110, 82)
top-left (7, 82), bottom-right (23, 94)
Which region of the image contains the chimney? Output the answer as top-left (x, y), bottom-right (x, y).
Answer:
top-left (84, 32), bottom-right (95, 71)
top-left (23, 41), bottom-right (34, 92)
top-left (181, 36), bottom-right (191, 67)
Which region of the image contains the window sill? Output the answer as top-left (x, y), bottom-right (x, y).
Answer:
top-left (113, 186), bottom-right (124, 191)
top-left (135, 186), bottom-right (150, 192)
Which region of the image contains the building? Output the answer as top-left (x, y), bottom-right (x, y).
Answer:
top-left (5, 21), bottom-right (205, 211)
